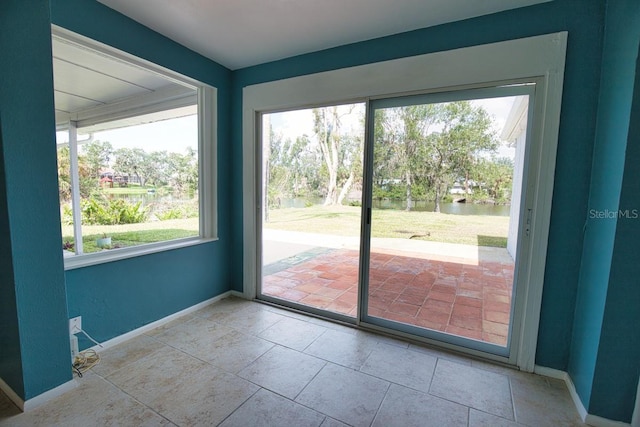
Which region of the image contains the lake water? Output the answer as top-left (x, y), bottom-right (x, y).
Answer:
top-left (277, 197), bottom-right (510, 216)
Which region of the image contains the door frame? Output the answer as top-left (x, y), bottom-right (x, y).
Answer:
top-left (242, 32), bottom-right (567, 371)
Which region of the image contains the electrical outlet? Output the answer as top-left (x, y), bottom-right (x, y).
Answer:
top-left (69, 316), bottom-right (82, 335)
top-left (70, 335), bottom-right (79, 363)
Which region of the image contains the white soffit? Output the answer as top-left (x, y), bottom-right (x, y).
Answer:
top-left (52, 35), bottom-right (194, 127)
top-left (97, 0), bottom-right (551, 70)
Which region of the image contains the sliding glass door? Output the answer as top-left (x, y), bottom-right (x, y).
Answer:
top-left (257, 85), bottom-right (535, 356)
top-left (361, 86), bottom-right (533, 355)
top-left (259, 103), bottom-right (365, 321)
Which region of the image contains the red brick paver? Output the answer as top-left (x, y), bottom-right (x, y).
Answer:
top-left (262, 249), bottom-right (514, 346)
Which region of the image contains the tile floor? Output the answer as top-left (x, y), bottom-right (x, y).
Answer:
top-left (263, 248), bottom-right (514, 346)
top-left (0, 297), bottom-right (586, 427)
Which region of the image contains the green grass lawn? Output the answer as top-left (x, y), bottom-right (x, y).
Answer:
top-left (62, 218), bottom-right (198, 253)
top-left (61, 205), bottom-right (509, 253)
top-left (264, 205), bottom-right (509, 247)
top-left (102, 186), bottom-right (153, 195)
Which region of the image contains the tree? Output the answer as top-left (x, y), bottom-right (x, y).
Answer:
top-left (474, 157), bottom-right (514, 203)
top-left (82, 140), bottom-right (113, 178)
top-left (113, 147), bottom-right (146, 186)
top-left (422, 101), bottom-right (497, 212)
top-left (313, 105), bottom-right (363, 205)
top-left (376, 101), bottom-right (498, 212)
top-left (376, 105), bottom-right (437, 210)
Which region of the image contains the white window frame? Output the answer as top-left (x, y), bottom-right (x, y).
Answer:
top-left (242, 32), bottom-right (567, 371)
top-left (53, 26), bottom-right (217, 270)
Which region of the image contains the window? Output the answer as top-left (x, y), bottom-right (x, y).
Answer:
top-left (53, 27), bottom-right (216, 269)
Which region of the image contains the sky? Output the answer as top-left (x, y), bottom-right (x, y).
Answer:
top-left (267, 96), bottom-right (521, 159)
top-left (56, 115), bottom-right (198, 154)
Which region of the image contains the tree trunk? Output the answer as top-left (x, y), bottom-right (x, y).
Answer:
top-left (324, 169), bottom-right (337, 205)
top-left (337, 170), bottom-right (354, 206)
top-left (464, 170), bottom-right (470, 194)
top-left (434, 182), bottom-right (441, 213)
top-left (405, 170), bottom-right (412, 211)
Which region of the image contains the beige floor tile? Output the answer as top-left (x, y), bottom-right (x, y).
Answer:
top-left (469, 409), bottom-right (522, 426)
top-left (0, 300), bottom-right (589, 427)
top-left (144, 313), bottom-right (193, 338)
top-left (372, 383), bottom-right (468, 427)
top-left (219, 388), bottom-right (325, 427)
top-left (205, 303), bottom-right (288, 335)
top-left (320, 417), bottom-right (350, 427)
top-left (152, 316), bottom-right (234, 356)
top-left (360, 343), bottom-right (437, 393)
top-left (106, 345), bottom-right (209, 403)
top-left (430, 358), bottom-right (514, 419)
top-left (107, 345), bottom-right (258, 426)
top-left (306, 316), bottom-right (359, 335)
top-left (258, 316), bottom-right (328, 350)
top-left (238, 345), bottom-right (326, 399)
top-left (147, 368), bottom-right (258, 426)
top-left (91, 333), bottom-right (165, 377)
top-left (304, 328), bottom-right (378, 369)
top-left (511, 374), bottom-right (586, 426)
top-left (199, 329), bottom-right (275, 373)
top-left (192, 296), bottom-right (254, 318)
top-left (296, 363), bottom-right (389, 427)
top-left (0, 374), bottom-right (173, 427)
top-left (355, 329), bottom-right (410, 348)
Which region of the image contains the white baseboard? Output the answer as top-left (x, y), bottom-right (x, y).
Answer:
top-left (0, 376), bottom-right (77, 412)
top-left (534, 365), bottom-right (631, 427)
top-left (23, 380), bottom-right (78, 412)
top-left (90, 291), bottom-right (234, 353)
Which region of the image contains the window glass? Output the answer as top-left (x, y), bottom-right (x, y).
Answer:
top-left (58, 111), bottom-right (199, 255)
top-left (53, 29), bottom-right (215, 265)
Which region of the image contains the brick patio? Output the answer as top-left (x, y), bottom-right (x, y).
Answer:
top-left (262, 247), bottom-right (514, 346)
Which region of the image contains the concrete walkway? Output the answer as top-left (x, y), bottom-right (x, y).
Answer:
top-left (263, 228), bottom-right (513, 266)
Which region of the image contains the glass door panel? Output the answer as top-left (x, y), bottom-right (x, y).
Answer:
top-left (363, 89), bottom-right (531, 354)
top-left (259, 103), bottom-right (366, 319)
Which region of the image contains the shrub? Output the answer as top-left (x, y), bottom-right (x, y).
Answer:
top-left (62, 205), bottom-right (74, 225)
top-left (81, 197), bottom-right (147, 225)
top-left (156, 208), bottom-right (183, 220)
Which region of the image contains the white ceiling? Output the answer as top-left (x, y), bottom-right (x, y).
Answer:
top-left (97, 0), bottom-right (549, 70)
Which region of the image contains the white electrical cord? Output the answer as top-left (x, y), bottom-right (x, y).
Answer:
top-left (79, 328), bottom-right (103, 348)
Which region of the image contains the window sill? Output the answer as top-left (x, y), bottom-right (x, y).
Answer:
top-left (63, 237), bottom-right (219, 270)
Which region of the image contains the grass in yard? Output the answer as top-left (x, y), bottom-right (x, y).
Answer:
top-left (62, 218), bottom-right (198, 253)
top-left (264, 205), bottom-right (509, 247)
top-left (102, 186), bottom-right (153, 195)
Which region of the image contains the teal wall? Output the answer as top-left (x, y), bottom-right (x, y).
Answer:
top-left (0, 0), bottom-right (233, 401)
top-left (592, 46), bottom-right (640, 420)
top-left (50, 0), bottom-right (234, 348)
top-left (231, 0), bottom-right (604, 370)
top-left (0, 118), bottom-right (24, 398)
top-left (568, 1), bottom-right (640, 422)
top-left (0, 0), bottom-right (72, 399)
